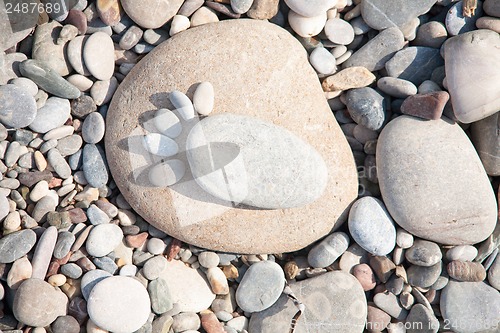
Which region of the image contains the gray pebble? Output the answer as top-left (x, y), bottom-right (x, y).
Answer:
top-left (446, 0), bottom-right (483, 36)
top-left (47, 148), bottom-right (72, 179)
top-left (86, 204), bottom-right (111, 225)
top-left (0, 229), bottom-right (37, 263)
top-left (373, 291), bottom-right (408, 320)
top-left (82, 144), bottom-right (109, 188)
top-left (93, 256), bottom-right (118, 274)
top-left (71, 95), bottom-right (97, 118)
top-left (82, 112), bottom-right (106, 144)
top-left (172, 312), bottom-right (201, 332)
top-left (40, 139), bottom-right (58, 154)
top-left (377, 77), bottom-right (418, 98)
top-left (405, 240), bottom-right (442, 267)
top-left (445, 245), bottom-right (478, 262)
top-left (61, 263), bottom-right (83, 279)
top-left (0, 84), bottom-right (37, 129)
top-left (29, 97), bottom-right (71, 134)
top-left (57, 134), bottom-right (83, 156)
top-left (119, 25), bottom-right (144, 50)
top-left (198, 251), bottom-right (220, 269)
top-left (4, 141), bottom-right (27, 167)
top-left (149, 278), bottom-right (173, 314)
top-left (345, 87), bottom-right (386, 131)
top-left (53, 231), bottom-right (76, 259)
top-left (406, 304), bottom-right (439, 333)
top-left (10, 77), bottom-right (38, 96)
top-left (86, 223), bottom-right (123, 257)
top-left (32, 196), bottom-right (57, 222)
top-left (31, 226), bottom-right (58, 279)
top-left (407, 262), bottom-right (442, 288)
top-left (385, 47), bottom-right (444, 86)
top-left (68, 149), bottom-right (83, 170)
top-left (307, 232), bottom-right (350, 268)
top-left (14, 129), bottom-right (35, 145)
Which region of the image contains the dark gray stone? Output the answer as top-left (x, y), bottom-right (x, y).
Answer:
top-left (0, 84), bottom-right (37, 129)
top-left (82, 144), bottom-right (109, 188)
top-left (51, 315), bottom-right (80, 333)
top-left (406, 304), bottom-right (439, 333)
top-left (343, 27), bottom-right (404, 71)
top-left (54, 231), bottom-right (76, 259)
top-left (19, 59), bottom-right (81, 99)
top-left (484, 0), bottom-right (500, 17)
top-left (345, 87), bottom-right (386, 131)
top-left (385, 47), bottom-right (444, 85)
top-left (92, 256), bottom-right (118, 274)
top-left (407, 262), bottom-right (442, 288)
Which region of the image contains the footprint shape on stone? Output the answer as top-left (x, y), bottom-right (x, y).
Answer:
top-left (126, 82), bottom-right (329, 227)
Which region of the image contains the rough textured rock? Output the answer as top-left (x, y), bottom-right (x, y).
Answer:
top-left (249, 270), bottom-right (367, 333)
top-left (444, 30), bottom-right (500, 123)
top-left (377, 115), bottom-right (497, 245)
top-left (105, 19), bottom-right (358, 254)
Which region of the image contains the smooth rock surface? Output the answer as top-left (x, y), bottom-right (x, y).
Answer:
top-left (288, 11), bottom-right (327, 38)
top-left (29, 97), bottom-right (71, 134)
top-left (440, 280), bottom-right (500, 333)
top-left (405, 240), bottom-right (442, 267)
top-left (83, 32), bottom-right (115, 80)
top-left (13, 278), bottom-right (68, 327)
top-left (377, 116), bottom-right (497, 245)
top-left (82, 144), bottom-right (109, 188)
top-left (31, 21), bottom-right (72, 76)
top-left (0, 84), bottom-right (37, 129)
top-left (444, 30), bottom-right (500, 123)
top-left (471, 112), bottom-right (500, 176)
top-left (348, 196), bottom-right (396, 256)
top-left (86, 223), bottom-right (123, 257)
top-left (385, 47), bottom-right (444, 86)
top-left (158, 259), bottom-right (215, 313)
top-left (105, 19), bottom-right (358, 254)
top-left (236, 261), bottom-right (285, 313)
top-left (344, 87), bottom-right (386, 131)
top-left (446, 0), bottom-right (483, 36)
top-left (284, 0), bottom-right (337, 17)
top-left (249, 270), bottom-right (367, 332)
top-left (307, 232), bottom-right (349, 268)
top-left (0, 229), bottom-right (37, 263)
top-left (87, 276), bottom-right (151, 333)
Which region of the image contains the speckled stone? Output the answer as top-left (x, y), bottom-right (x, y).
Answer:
top-left (0, 84), bottom-right (37, 129)
top-left (105, 19), bottom-right (358, 254)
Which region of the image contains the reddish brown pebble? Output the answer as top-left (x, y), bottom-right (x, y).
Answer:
top-left (166, 238), bottom-right (182, 261)
top-left (65, 10), bottom-right (88, 35)
top-left (76, 257), bottom-right (96, 272)
top-left (46, 261), bottom-right (60, 278)
top-left (353, 263), bottom-right (377, 291)
top-left (370, 256), bottom-right (396, 283)
top-left (55, 251), bottom-right (72, 265)
top-left (96, 0), bottom-right (123, 26)
top-left (447, 260), bottom-right (486, 282)
top-left (400, 91), bottom-right (450, 120)
top-left (366, 303), bottom-right (391, 333)
top-left (201, 311), bottom-right (225, 333)
top-left (68, 207), bottom-right (87, 223)
top-left (222, 264), bottom-right (239, 279)
top-left (125, 232), bottom-right (148, 248)
top-left (48, 177), bottom-right (63, 188)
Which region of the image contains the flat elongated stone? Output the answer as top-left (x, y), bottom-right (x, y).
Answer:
top-left (29, 97), bottom-right (71, 134)
top-left (187, 114), bottom-right (328, 209)
top-left (105, 19), bottom-right (358, 254)
top-left (249, 271), bottom-right (367, 333)
top-left (82, 144), bottom-right (109, 188)
top-left (444, 30), bottom-right (500, 123)
top-left (322, 67), bottom-right (375, 92)
top-left (19, 60), bottom-right (81, 99)
top-left (377, 116), bottom-right (497, 245)
top-left (0, 229), bottom-right (37, 264)
top-left (385, 47), bottom-right (444, 86)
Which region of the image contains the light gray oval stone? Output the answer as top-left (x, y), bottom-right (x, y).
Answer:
top-left (186, 114), bottom-right (328, 209)
top-left (405, 239), bottom-right (442, 267)
top-left (169, 90), bottom-right (195, 120)
top-left (143, 255), bottom-right (168, 280)
top-left (67, 35), bottom-right (90, 76)
top-left (57, 134), bottom-right (83, 156)
top-left (309, 47), bottom-right (337, 75)
top-left (348, 196), bottom-right (396, 256)
top-left (121, 0), bottom-right (184, 29)
top-left (307, 232), bottom-right (350, 268)
top-left (148, 159), bottom-right (186, 187)
top-left (88, 276), bottom-right (151, 333)
top-left (377, 116), bottom-right (498, 245)
top-left (446, 245), bottom-right (478, 262)
top-left (0, 84), bottom-right (37, 129)
top-left (29, 97), bottom-right (70, 134)
top-left (86, 223), bottom-right (123, 257)
top-left (284, 0), bottom-right (337, 17)
top-left (83, 32), bottom-right (115, 81)
top-left (86, 204), bottom-right (111, 225)
top-left (407, 262), bottom-right (442, 288)
top-left (440, 280), bottom-right (500, 333)
top-left (325, 18), bottom-right (355, 45)
top-left (47, 148), bottom-right (72, 179)
top-left (249, 270), bottom-right (367, 333)
top-left (143, 133), bottom-right (179, 157)
top-left (82, 112), bottom-right (106, 144)
top-left (53, 231), bottom-right (76, 259)
top-left (153, 108), bottom-right (182, 138)
top-left (236, 261), bottom-right (285, 313)
top-left (377, 77), bottom-right (418, 98)
top-left (0, 229), bottom-right (37, 263)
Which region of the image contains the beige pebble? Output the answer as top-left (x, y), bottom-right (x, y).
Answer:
top-left (170, 15), bottom-right (191, 36)
top-left (7, 256), bottom-right (32, 289)
top-left (34, 151), bottom-right (48, 171)
top-left (447, 260), bottom-right (486, 282)
top-left (3, 211), bottom-right (21, 231)
top-left (207, 267), bottom-right (229, 295)
top-left (190, 7), bottom-right (219, 27)
top-left (67, 74), bottom-right (94, 92)
top-left (48, 273), bottom-right (67, 287)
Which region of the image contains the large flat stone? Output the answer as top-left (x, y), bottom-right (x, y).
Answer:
top-left (105, 19), bottom-right (358, 254)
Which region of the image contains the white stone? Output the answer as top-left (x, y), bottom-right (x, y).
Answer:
top-left (284, 0), bottom-right (337, 17)
top-left (309, 47), bottom-right (337, 75)
top-left (154, 108), bottom-right (183, 138)
top-left (446, 245), bottom-right (478, 262)
top-left (148, 159), bottom-right (186, 187)
top-left (86, 223), bottom-right (124, 257)
top-left (29, 180), bottom-right (49, 202)
top-left (325, 18), bottom-right (355, 45)
top-left (193, 82), bottom-right (214, 116)
top-left (142, 133), bottom-right (179, 157)
top-left (87, 276), bottom-right (151, 333)
top-left (83, 32), bottom-right (115, 81)
top-left (170, 15), bottom-right (191, 36)
top-left (158, 259), bottom-right (215, 313)
top-left (169, 90), bottom-right (195, 120)
top-left (288, 10), bottom-right (327, 38)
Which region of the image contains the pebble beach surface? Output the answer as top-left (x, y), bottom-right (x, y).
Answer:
top-left (0, 0), bottom-right (499, 333)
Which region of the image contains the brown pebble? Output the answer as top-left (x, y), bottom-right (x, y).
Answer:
top-left (71, 225), bottom-right (93, 252)
top-left (366, 303), bottom-right (391, 333)
top-left (125, 232), bottom-right (149, 248)
top-left (46, 261), bottom-right (60, 277)
top-left (48, 177), bottom-right (63, 188)
top-left (370, 256), bottom-right (396, 283)
top-left (201, 311), bottom-right (225, 333)
top-left (400, 91), bottom-right (449, 120)
top-left (65, 10), bottom-right (87, 34)
top-left (246, 0), bottom-right (279, 19)
top-left (76, 257), bottom-right (96, 272)
top-left (284, 260), bottom-right (299, 280)
top-left (96, 0), bottom-right (122, 26)
top-left (322, 67), bottom-right (376, 92)
top-left (166, 238), bottom-right (182, 261)
top-left (352, 263), bottom-right (377, 291)
top-left (18, 170), bottom-right (53, 187)
top-left (222, 264), bottom-right (239, 280)
top-left (476, 16), bottom-right (500, 33)
top-left (68, 207), bottom-right (88, 224)
top-left (447, 260), bottom-right (486, 282)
